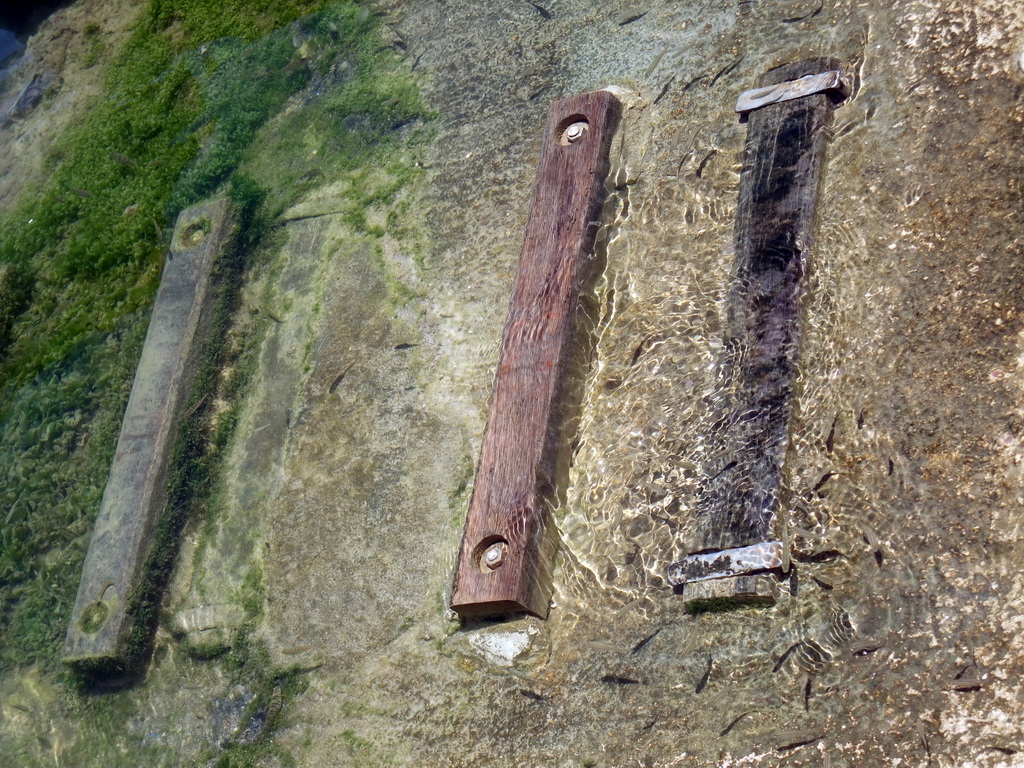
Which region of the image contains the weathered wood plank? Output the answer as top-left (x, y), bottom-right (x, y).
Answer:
top-left (672, 59), bottom-right (842, 602)
top-left (450, 91), bottom-right (620, 619)
top-left (63, 199), bottom-right (233, 668)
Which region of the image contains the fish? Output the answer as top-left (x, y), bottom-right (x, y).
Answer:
top-left (518, 689), bottom-right (547, 702)
top-left (111, 151), bottom-right (138, 167)
top-left (619, 11), bottom-right (648, 25)
top-left (719, 710), bottom-right (758, 737)
top-left (631, 627), bottom-right (661, 654)
top-left (523, 1), bottom-right (552, 20)
top-left (328, 363), bottom-right (355, 394)
top-left (600, 674), bottom-right (640, 685)
top-left (695, 656), bottom-right (713, 693)
top-left (776, 729), bottom-right (823, 750)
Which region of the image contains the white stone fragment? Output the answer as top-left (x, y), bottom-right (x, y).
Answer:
top-left (467, 628), bottom-right (536, 667)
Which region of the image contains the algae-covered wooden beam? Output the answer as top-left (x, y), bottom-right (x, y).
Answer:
top-left (63, 199), bottom-right (233, 669)
top-left (668, 59), bottom-right (847, 606)
top-left (450, 90), bottom-right (621, 619)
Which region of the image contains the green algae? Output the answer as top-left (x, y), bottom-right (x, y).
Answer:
top-left (0, 6), bottom-right (433, 767)
top-left (0, 0), bottom-right (430, 676)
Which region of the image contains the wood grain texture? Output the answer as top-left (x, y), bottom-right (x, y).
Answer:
top-left (691, 59), bottom-right (840, 553)
top-left (63, 199), bottom-right (233, 668)
top-left (450, 91), bottom-right (620, 618)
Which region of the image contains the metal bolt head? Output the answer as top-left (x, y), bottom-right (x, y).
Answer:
top-left (483, 541), bottom-right (507, 570)
top-left (563, 121), bottom-right (588, 143)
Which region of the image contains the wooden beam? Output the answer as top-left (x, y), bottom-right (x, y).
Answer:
top-left (670, 59), bottom-right (844, 604)
top-left (63, 199), bottom-right (233, 669)
top-left (450, 91), bottom-right (620, 619)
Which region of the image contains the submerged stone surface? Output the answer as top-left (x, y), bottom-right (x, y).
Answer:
top-left (3, 0), bottom-right (1024, 766)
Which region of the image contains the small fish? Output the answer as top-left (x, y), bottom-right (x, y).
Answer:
top-left (783, 0), bottom-right (824, 23)
top-left (682, 74), bottom-right (709, 93)
top-left (631, 627), bottom-right (661, 655)
top-left (942, 677), bottom-right (984, 692)
top-left (619, 11), bottom-right (648, 25)
top-left (653, 77), bottom-right (675, 106)
top-left (812, 471), bottom-right (837, 493)
top-left (123, 203), bottom-right (139, 217)
top-left (719, 710), bottom-right (758, 737)
top-left (695, 150), bottom-right (717, 178)
top-left (812, 575), bottom-right (834, 590)
top-left (679, 631), bottom-right (700, 656)
top-left (280, 644), bottom-right (317, 655)
top-left (259, 306), bottom-right (284, 323)
top-left (695, 656), bottom-right (713, 693)
top-left (916, 720), bottom-right (930, 756)
top-left (776, 730), bottom-right (823, 750)
top-left (709, 57), bottom-right (743, 87)
top-left (328, 363), bottom-right (355, 394)
top-left (265, 683), bottom-right (283, 729)
top-left (523, 1), bottom-right (552, 20)
top-left (394, 343), bottom-right (417, 350)
top-left (644, 44), bottom-right (670, 78)
top-left (600, 674), bottom-right (640, 685)
top-left (766, 617), bottom-right (789, 645)
top-left (825, 414), bottom-right (838, 452)
top-left (69, 187), bottom-right (93, 198)
top-left (185, 394), bottom-right (207, 417)
top-left (773, 643), bottom-right (798, 672)
top-left (111, 151), bottom-right (138, 167)
top-left (849, 640), bottom-right (882, 657)
top-left (586, 641), bottom-right (624, 653)
top-left (518, 689), bottom-right (547, 702)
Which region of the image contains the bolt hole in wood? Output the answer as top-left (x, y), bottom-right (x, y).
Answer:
top-left (450, 92), bottom-right (620, 619)
top-left (179, 217), bottom-right (211, 248)
top-left (557, 114), bottom-right (589, 145)
top-left (475, 536), bottom-right (510, 573)
top-left (78, 601), bottom-right (109, 634)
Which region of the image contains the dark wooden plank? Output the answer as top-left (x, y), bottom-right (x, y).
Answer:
top-left (689, 58), bottom-right (840, 555)
top-left (63, 199), bottom-right (233, 669)
top-left (450, 91), bottom-right (620, 619)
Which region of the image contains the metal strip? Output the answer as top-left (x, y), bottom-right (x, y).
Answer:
top-left (667, 541), bottom-right (784, 586)
top-left (736, 69), bottom-right (848, 114)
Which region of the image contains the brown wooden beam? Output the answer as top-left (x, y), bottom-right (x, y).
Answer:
top-left (450, 91), bottom-right (620, 619)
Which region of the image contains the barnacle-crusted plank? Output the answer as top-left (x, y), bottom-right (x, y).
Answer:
top-left (677, 59), bottom-right (841, 601)
top-left (63, 199), bottom-right (233, 668)
top-left (450, 91), bottom-right (620, 619)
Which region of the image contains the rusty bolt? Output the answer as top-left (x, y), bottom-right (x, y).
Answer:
top-left (483, 541), bottom-right (507, 570)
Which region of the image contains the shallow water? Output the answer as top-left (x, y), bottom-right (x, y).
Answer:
top-left (2, 0), bottom-right (1024, 765)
